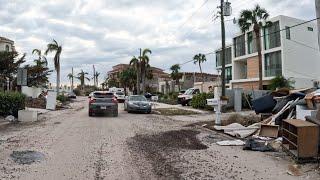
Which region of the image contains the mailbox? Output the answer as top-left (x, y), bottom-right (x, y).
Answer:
top-left (207, 98), bottom-right (219, 106)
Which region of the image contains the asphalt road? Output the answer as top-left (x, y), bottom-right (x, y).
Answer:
top-left (0, 97), bottom-right (319, 180)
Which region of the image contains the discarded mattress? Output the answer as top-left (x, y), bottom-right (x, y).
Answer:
top-left (214, 123), bottom-right (260, 138)
top-left (216, 140), bottom-right (245, 146)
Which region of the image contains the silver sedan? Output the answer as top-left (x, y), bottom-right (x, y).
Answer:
top-left (124, 95), bottom-right (152, 114)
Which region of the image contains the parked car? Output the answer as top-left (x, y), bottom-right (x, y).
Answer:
top-left (124, 95), bottom-right (152, 113)
top-left (67, 91), bottom-right (77, 99)
top-left (177, 88), bottom-right (200, 106)
top-left (114, 91), bottom-right (125, 102)
top-left (178, 90), bottom-right (186, 95)
top-left (88, 91), bottom-right (118, 117)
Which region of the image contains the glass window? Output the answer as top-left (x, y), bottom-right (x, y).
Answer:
top-left (264, 21), bottom-right (281, 50)
top-left (285, 26), bottom-right (291, 40)
top-left (225, 67), bottom-right (232, 83)
top-left (247, 31), bottom-right (257, 54)
top-left (308, 27), bottom-right (313, 31)
top-left (216, 47), bottom-right (232, 67)
top-left (5, 45), bottom-right (10, 52)
top-left (265, 51), bottom-right (282, 77)
top-left (234, 34), bottom-right (245, 57)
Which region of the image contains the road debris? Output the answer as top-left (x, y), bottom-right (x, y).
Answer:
top-left (216, 140), bottom-right (245, 146)
top-left (10, 151), bottom-right (45, 165)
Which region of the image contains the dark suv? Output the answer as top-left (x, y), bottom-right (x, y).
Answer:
top-left (88, 91), bottom-right (118, 117)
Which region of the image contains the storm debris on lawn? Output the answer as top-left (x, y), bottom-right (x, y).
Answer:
top-left (214, 123), bottom-right (260, 138)
top-left (155, 108), bottom-right (199, 116)
top-left (216, 140), bottom-right (245, 146)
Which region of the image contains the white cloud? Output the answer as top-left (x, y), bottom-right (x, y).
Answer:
top-left (0, 0), bottom-right (317, 85)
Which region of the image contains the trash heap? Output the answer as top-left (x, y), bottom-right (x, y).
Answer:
top-left (214, 88), bottom-right (320, 163)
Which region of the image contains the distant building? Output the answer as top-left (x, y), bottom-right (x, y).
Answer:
top-left (0, 36), bottom-right (15, 52)
top-left (158, 72), bottom-right (218, 94)
top-left (107, 63), bottom-right (168, 91)
top-left (215, 15), bottom-right (320, 90)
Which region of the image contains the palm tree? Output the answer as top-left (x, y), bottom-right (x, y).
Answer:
top-left (193, 53), bottom-right (207, 82)
top-left (32, 49), bottom-right (48, 67)
top-left (139, 48), bottom-right (152, 94)
top-left (130, 56), bottom-right (140, 94)
top-left (45, 39), bottom-right (62, 93)
top-left (67, 73), bottom-right (74, 89)
top-left (170, 64), bottom-right (182, 91)
top-left (93, 72), bottom-right (100, 88)
top-left (119, 68), bottom-right (136, 95)
top-left (238, 5), bottom-right (272, 90)
top-left (77, 70), bottom-right (90, 89)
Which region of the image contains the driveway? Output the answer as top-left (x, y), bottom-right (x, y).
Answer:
top-left (0, 97), bottom-right (318, 179)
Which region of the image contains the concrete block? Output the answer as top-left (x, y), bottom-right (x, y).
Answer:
top-left (18, 110), bottom-right (38, 122)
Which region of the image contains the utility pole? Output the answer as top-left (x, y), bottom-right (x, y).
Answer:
top-left (220, 0), bottom-right (226, 97)
top-left (316, 0), bottom-right (320, 49)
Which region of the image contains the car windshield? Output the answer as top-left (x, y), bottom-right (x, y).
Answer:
top-left (94, 92), bottom-right (113, 98)
top-left (129, 96), bottom-right (147, 101)
top-left (184, 89), bottom-right (194, 95)
top-left (116, 92), bottom-right (124, 95)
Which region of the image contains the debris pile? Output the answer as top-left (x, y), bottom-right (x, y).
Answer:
top-left (214, 88), bottom-right (320, 162)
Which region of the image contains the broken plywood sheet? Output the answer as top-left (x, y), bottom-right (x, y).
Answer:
top-left (214, 123), bottom-right (260, 138)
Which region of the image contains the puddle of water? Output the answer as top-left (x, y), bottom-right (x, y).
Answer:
top-left (10, 150), bottom-right (45, 165)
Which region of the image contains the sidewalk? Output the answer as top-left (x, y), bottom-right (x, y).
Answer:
top-left (152, 102), bottom-right (211, 114)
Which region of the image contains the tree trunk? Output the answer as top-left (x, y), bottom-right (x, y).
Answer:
top-left (199, 62), bottom-right (204, 92)
top-left (136, 64), bottom-right (140, 95)
top-left (255, 27), bottom-right (263, 90)
top-left (141, 63), bottom-right (146, 94)
top-left (56, 68), bottom-right (60, 94)
top-left (71, 67), bottom-right (74, 90)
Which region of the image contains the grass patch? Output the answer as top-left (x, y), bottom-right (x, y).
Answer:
top-left (155, 108), bottom-right (199, 116)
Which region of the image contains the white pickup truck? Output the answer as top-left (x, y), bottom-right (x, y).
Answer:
top-left (177, 88), bottom-right (200, 106)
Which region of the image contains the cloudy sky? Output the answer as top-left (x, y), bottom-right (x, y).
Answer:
top-left (0, 0), bottom-right (317, 86)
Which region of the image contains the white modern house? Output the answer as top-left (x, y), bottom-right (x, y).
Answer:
top-left (0, 36), bottom-right (15, 52)
top-left (216, 15), bottom-right (320, 90)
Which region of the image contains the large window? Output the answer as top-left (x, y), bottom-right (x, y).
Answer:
top-left (264, 21), bottom-right (281, 50)
top-left (234, 34), bottom-right (245, 57)
top-left (225, 67), bottom-right (232, 83)
top-left (216, 47), bottom-right (232, 67)
top-left (265, 51), bottom-right (282, 77)
top-left (247, 31), bottom-right (257, 54)
top-left (5, 45), bottom-right (10, 52)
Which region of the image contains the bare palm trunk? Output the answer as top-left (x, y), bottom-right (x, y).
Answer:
top-left (255, 27), bottom-right (263, 90)
top-left (141, 62), bottom-right (146, 94)
top-left (56, 69), bottom-right (60, 94)
top-left (136, 64), bottom-right (140, 95)
top-left (199, 62), bottom-right (204, 92)
top-left (71, 67), bottom-right (74, 90)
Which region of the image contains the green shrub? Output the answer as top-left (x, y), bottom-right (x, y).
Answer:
top-left (57, 95), bottom-right (68, 103)
top-left (0, 92), bottom-right (26, 117)
top-left (191, 93), bottom-right (214, 109)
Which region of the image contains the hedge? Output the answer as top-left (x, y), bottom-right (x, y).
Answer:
top-left (0, 92), bottom-right (26, 117)
top-left (191, 93), bottom-right (214, 109)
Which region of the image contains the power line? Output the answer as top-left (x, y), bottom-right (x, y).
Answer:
top-left (178, 0), bottom-right (209, 30)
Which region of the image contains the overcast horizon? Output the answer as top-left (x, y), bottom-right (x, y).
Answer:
top-left (0, 0), bottom-right (317, 86)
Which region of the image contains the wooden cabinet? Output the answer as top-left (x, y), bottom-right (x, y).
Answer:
top-left (282, 119), bottom-right (319, 159)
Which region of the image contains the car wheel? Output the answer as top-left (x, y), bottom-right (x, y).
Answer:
top-left (89, 112), bottom-right (93, 117)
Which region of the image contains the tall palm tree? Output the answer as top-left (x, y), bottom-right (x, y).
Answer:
top-left (45, 39), bottom-right (62, 93)
top-left (193, 53), bottom-right (207, 83)
top-left (130, 56), bottom-right (140, 94)
top-left (170, 64), bottom-right (182, 91)
top-left (77, 69), bottom-right (90, 89)
top-left (32, 49), bottom-right (48, 67)
top-left (93, 72), bottom-right (100, 87)
top-left (238, 5), bottom-right (272, 90)
top-left (67, 73), bottom-right (74, 89)
top-left (139, 48), bottom-right (152, 94)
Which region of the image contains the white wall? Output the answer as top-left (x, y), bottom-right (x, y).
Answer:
top-left (0, 42), bottom-right (13, 51)
top-left (280, 15), bottom-right (320, 88)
